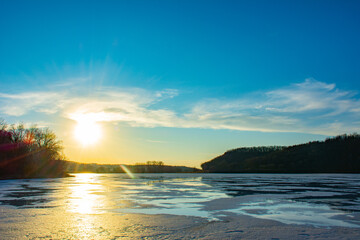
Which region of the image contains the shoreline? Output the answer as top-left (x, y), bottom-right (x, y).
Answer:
top-left (1, 206), bottom-right (360, 239)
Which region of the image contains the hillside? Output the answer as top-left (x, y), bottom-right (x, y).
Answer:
top-left (201, 134), bottom-right (360, 173)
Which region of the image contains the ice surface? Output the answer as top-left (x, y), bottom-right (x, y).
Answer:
top-left (0, 173), bottom-right (360, 228)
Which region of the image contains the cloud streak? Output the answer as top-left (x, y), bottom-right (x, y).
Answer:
top-left (187, 79), bottom-right (360, 134)
top-left (0, 79), bottom-right (359, 135)
top-left (0, 92), bottom-right (66, 116)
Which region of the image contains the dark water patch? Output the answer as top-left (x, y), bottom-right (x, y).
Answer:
top-left (0, 198), bottom-right (49, 207)
top-left (294, 192), bottom-right (360, 212)
top-left (3, 185), bottom-right (56, 198)
top-left (0, 182), bottom-right (58, 207)
top-left (226, 230), bottom-right (244, 233)
top-left (226, 189), bottom-right (287, 196)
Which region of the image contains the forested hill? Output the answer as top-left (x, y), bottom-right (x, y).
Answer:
top-left (201, 134), bottom-right (360, 173)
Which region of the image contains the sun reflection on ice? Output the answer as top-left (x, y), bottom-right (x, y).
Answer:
top-left (68, 173), bottom-right (105, 214)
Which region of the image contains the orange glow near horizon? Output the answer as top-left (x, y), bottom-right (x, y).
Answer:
top-left (56, 117), bottom-right (209, 168)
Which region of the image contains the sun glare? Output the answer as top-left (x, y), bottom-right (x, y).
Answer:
top-left (74, 117), bottom-right (102, 146)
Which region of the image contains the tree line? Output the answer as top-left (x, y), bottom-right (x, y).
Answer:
top-left (66, 161), bottom-right (199, 173)
top-left (0, 119), bottom-right (68, 179)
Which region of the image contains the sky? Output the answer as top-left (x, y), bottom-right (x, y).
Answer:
top-left (0, 0), bottom-right (360, 167)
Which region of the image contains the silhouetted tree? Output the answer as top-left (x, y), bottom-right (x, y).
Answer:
top-left (0, 120), bottom-right (67, 179)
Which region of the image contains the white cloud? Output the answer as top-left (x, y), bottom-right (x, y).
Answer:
top-left (265, 78), bottom-right (357, 114)
top-left (155, 89), bottom-right (178, 99)
top-left (0, 92), bottom-right (65, 116)
top-left (185, 79), bottom-right (360, 135)
top-left (0, 79), bottom-right (359, 135)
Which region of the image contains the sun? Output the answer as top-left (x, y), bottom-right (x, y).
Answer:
top-left (74, 118), bottom-right (102, 146)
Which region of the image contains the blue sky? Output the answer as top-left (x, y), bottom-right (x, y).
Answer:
top-left (0, 0), bottom-right (360, 166)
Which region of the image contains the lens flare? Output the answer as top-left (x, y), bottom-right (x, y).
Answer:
top-left (120, 165), bottom-right (135, 179)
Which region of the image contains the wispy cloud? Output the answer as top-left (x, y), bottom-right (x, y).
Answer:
top-left (65, 87), bottom-right (179, 128)
top-left (0, 92), bottom-right (66, 116)
top-left (265, 79), bottom-right (356, 114)
top-left (0, 79), bottom-right (359, 135)
top-left (186, 79), bottom-right (360, 134)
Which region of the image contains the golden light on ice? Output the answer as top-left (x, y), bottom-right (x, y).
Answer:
top-left (73, 116), bottom-right (102, 146)
top-left (68, 173), bottom-right (104, 214)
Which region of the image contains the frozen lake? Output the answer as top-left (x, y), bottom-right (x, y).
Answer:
top-left (1, 173), bottom-right (360, 228)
